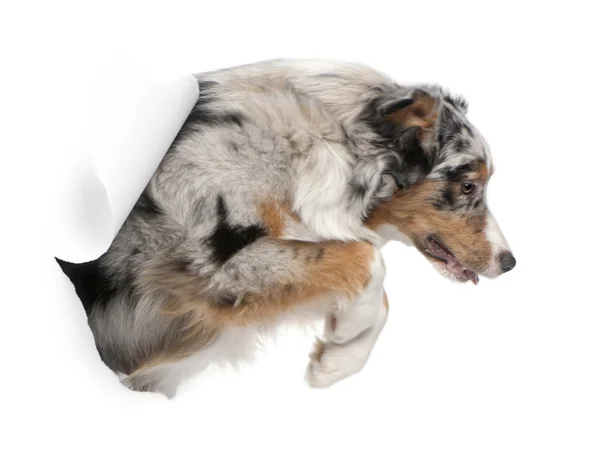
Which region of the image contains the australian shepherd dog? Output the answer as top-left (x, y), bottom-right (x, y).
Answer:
top-left (58, 59), bottom-right (516, 397)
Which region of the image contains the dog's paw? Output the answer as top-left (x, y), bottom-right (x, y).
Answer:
top-left (326, 305), bottom-right (379, 345)
top-left (327, 317), bottom-right (370, 345)
top-left (305, 339), bottom-right (369, 388)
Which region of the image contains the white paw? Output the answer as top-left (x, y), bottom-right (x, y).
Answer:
top-left (328, 310), bottom-right (373, 344)
top-left (327, 251), bottom-right (385, 344)
top-left (305, 340), bottom-right (370, 388)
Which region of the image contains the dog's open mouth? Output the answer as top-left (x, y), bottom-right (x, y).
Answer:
top-left (425, 237), bottom-right (479, 285)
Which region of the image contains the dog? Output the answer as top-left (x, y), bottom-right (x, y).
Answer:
top-left (57, 59), bottom-right (516, 396)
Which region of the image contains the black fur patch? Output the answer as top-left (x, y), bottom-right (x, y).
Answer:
top-left (438, 106), bottom-right (464, 148)
top-left (198, 80), bottom-right (218, 95)
top-left (386, 171), bottom-right (407, 190)
top-left (361, 93), bottom-right (434, 188)
top-left (444, 96), bottom-right (458, 110)
top-left (132, 189), bottom-right (162, 218)
top-left (383, 156), bottom-right (408, 189)
top-left (438, 162), bottom-right (475, 182)
top-left (172, 80), bottom-right (245, 146)
top-left (432, 185), bottom-right (457, 211)
top-left (55, 257), bottom-right (116, 315)
top-left (213, 292), bottom-right (238, 307)
top-left (186, 108), bottom-right (244, 129)
top-left (379, 98), bottom-right (414, 116)
top-left (400, 128), bottom-right (432, 173)
top-left (450, 137), bottom-right (470, 152)
top-left (209, 195), bottom-right (266, 264)
top-left (438, 102), bottom-right (474, 152)
top-left (442, 186), bottom-right (455, 207)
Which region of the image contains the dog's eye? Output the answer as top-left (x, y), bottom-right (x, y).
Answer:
top-left (461, 183), bottom-right (474, 194)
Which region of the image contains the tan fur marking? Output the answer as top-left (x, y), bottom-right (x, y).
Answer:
top-left (259, 200), bottom-right (287, 237)
top-left (259, 199), bottom-right (300, 237)
top-left (206, 241), bottom-right (375, 325)
top-left (310, 339), bottom-right (326, 363)
top-left (475, 161), bottom-right (489, 182)
top-left (385, 91), bottom-right (439, 141)
top-left (309, 312), bottom-right (337, 364)
top-left (141, 240), bottom-right (376, 332)
top-left (367, 180), bottom-right (492, 273)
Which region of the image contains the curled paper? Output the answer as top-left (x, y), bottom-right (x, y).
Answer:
top-left (53, 53), bottom-right (199, 263)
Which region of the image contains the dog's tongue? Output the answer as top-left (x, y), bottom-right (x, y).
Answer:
top-left (427, 238), bottom-right (479, 285)
top-left (464, 269), bottom-right (479, 285)
top-left (447, 259), bottom-right (479, 285)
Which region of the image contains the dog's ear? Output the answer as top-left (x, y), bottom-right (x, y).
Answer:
top-left (379, 89), bottom-right (440, 139)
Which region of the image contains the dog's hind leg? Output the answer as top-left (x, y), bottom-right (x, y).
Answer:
top-left (120, 366), bottom-right (177, 398)
top-left (118, 333), bottom-right (221, 398)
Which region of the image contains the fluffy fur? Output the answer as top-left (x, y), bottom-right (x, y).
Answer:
top-left (57, 59), bottom-right (516, 396)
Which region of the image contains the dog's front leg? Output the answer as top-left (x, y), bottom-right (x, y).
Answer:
top-left (200, 238), bottom-right (388, 387)
top-left (306, 248), bottom-right (388, 388)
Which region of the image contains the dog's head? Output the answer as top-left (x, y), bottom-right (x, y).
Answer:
top-left (368, 87), bottom-right (515, 284)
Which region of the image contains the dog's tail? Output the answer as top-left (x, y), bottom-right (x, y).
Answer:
top-left (55, 257), bottom-right (103, 316)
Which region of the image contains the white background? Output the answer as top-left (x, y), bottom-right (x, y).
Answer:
top-left (2, 1), bottom-right (599, 461)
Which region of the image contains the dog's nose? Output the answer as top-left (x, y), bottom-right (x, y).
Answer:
top-left (500, 252), bottom-right (516, 273)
